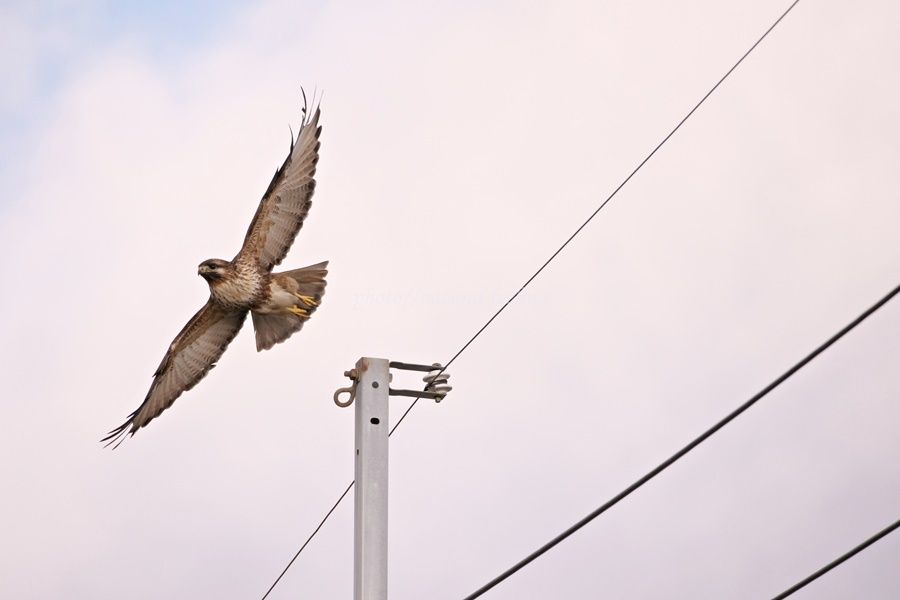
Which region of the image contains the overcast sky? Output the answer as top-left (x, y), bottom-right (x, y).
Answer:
top-left (2, 1), bottom-right (899, 598)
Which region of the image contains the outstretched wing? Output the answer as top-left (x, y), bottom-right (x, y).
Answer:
top-left (103, 302), bottom-right (247, 447)
top-left (236, 106), bottom-right (322, 272)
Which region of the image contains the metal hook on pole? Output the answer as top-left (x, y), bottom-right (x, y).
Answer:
top-left (333, 368), bottom-right (359, 407)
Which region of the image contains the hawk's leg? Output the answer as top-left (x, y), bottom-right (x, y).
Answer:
top-left (287, 306), bottom-right (309, 317)
top-left (294, 293), bottom-right (319, 307)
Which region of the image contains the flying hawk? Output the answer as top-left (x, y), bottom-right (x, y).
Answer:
top-left (104, 102), bottom-right (326, 447)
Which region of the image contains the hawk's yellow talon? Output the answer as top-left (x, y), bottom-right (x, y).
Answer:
top-left (287, 306), bottom-right (309, 317)
top-left (295, 294), bottom-right (319, 307)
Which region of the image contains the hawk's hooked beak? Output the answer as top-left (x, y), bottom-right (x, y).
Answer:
top-left (199, 263), bottom-right (223, 281)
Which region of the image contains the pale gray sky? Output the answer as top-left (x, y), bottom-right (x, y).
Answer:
top-left (1, 1), bottom-right (899, 598)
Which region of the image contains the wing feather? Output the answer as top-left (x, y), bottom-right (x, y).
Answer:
top-left (103, 302), bottom-right (247, 447)
top-left (236, 106), bottom-right (322, 272)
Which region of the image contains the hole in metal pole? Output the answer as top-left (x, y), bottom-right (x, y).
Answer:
top-left (372, 381), bottom-right (379, 388)
top-left (370, 417), bottom-right (380, 425)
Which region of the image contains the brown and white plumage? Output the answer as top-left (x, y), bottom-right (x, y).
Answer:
top-left (104, 101), bottom-right (327, 448)
top-left (237, 107), bottom-right (321, 272)
top-left (252, 261), bottom-right (329, 351)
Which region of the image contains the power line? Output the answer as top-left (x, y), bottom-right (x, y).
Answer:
top-left (462, 281), bottom-right (900, 599)
top-left (771, 517), bottom-right (900, 599)
top-left (259, 386), bottom-right (434, 599)
top-left (438, 0), bottom-right (800, 378)
top-left (260, 481), bottom-right (353, 600)
top-left (259, 397), bottom-right (427, 600)
top-left (260, 0), bottom-right (801, 596)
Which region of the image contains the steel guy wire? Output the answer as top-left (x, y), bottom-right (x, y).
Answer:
top-left (770, 517), bottom-right (900, 599)
top-left (261, 1), bottom-right (801, 596)
top-left (462, 279), bottom-right (900, 598)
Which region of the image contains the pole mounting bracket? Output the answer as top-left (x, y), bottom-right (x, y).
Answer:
top-left (334, 361), bottom-right (451, 407)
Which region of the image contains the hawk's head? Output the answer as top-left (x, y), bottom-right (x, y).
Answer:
top-left (198, 259), bottom-right (231, 282)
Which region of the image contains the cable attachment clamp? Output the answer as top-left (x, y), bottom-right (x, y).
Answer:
top-left (388, 361), bottom-right (452, 402)
top-left (423, 364), bottom-right (452, 403)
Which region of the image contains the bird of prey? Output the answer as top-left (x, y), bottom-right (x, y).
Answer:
top-left (103, 101), bottom-right (326, 447)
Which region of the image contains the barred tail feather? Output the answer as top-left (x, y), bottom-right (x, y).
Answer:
top-left (252, 261), bottom-right (327, 351)
top-left (252, 312), bottom-right (304, 351)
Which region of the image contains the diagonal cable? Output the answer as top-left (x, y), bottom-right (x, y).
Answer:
top-left (260, 1), bottom-right (801, 596)
top-left (771, 517), bottom-right (900, 599)
top-left (259, 481), bottom-right (354, 600)
top-left (259, 386), bottom-right (438, 600)
top-left (462, 280), bottom-right (900, 598)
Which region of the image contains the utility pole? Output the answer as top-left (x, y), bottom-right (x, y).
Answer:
top-left (335, 358), bottom-right (451, 600)
top-left (351, 357), bottom-right (389, 600)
